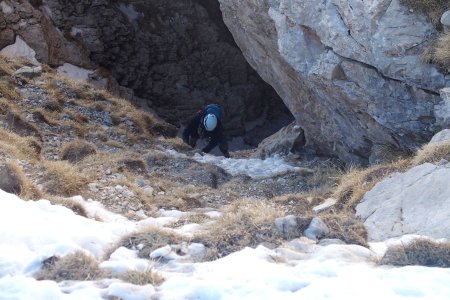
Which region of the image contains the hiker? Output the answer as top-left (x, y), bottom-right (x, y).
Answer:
top-left (182, 104), bottom-right (230, 158)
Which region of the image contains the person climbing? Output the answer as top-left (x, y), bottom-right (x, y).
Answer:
top-left (182, 104), bottom-right (230, 158)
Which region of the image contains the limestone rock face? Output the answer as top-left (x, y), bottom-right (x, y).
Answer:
top-left (219, 0), bottom-right (450, 164)
top-left (356, 163), bottom-right (450, 241)
top-left (0, 0), bottom-right (89, 67)
top-left (40, 0), bottom-right (290, 141)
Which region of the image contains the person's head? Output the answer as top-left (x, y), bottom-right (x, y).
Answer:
top-left (203, 113), bottom-right (218, 131)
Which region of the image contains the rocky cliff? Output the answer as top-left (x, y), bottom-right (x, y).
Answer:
top-left (219, 0), bottom-right (450, 164)
top-left (0, 0), bottom-right (292, 145)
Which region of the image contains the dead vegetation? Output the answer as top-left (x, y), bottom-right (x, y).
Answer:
top-left (194, 199), bottom-right (283, 260)
top-left (0, 128), bottom-right (41, 161)
top-left (119, 268), bottom-right (165, 286)
top-left (108, 227), bottom-right (183, 259)
top-left (36, 251), bottom-right (105, 282)
top-left (47, 196), bottom-right (88, 217)
top-left (381, 238), bottom-right (450, 267)
top-left (43, 161), bottom-right (94, 196)
top-left (61, 140), bottom-right (97, 163)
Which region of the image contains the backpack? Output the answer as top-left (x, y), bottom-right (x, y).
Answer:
top-left (204, 104), bottom-right (223, 120)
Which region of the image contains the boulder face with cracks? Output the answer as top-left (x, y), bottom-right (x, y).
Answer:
top-left (219, 0), bottom-right (450, 164)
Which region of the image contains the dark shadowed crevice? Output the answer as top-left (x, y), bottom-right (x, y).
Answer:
top-left (42, 0), bottom-right (293, 149)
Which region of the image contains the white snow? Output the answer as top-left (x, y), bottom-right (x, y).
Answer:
top-left (57, 63), bottom-right (94, 81)
top-left (166, 150), bottom-right (300, 178)
top-left (2, 151), bottom-right (450, 299)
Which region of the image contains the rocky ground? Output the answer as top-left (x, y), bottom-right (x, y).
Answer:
top-left (0, 54), bottom-right (343, 231)
top-left (2, 53), bottom-right (450, 297)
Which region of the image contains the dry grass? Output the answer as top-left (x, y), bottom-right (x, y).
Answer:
top-left (43, 161), bottom-right (93, 196)
top-left (108, 227), bottom-right (182, 259)
top-left (36, 251), bottom-right (105, 282)
top-left (161, 137), bottom-right (192, 152)
top-left (170, 213), bottom-right (212, 229)
top-left (119, 268), bottom-right (165, 286)
top-left (47, 196), bottom-right (88, 217)
top-left (0, 128), bottom-right (41, 161)
top-left (320, 213), bottom-right (368, 246)
top-left (31, 108), bottom-right (59, 125)
top-left (422, 32), bottom-right (450, 70)
top-left (272, 193), bottom-right (317, 216)
top-left (411, 140), bottom-right (450, 165)
top-left (4, 111), bottom-right (42, 141)
top-left (0, 78), bottom-right (21, 100)
top-left (381, 238), bottom-right (450, 267)
top-left (400, 0), bottom-right (449, 26)
top-left (332, 160), bottom-right (409, 210)
top-left (63, 109), bottom-right (89, 124)
top-left (43, 80), bottom-right (65, 111)
top-left (6, 162), bottom-right (42, 200)
top-left (194, 199), bottom-right (283, 260)
top-left (109, 98), bottom-right (158, 137)
top-left (0, 54), bottom-right (15, 75)
top-left (61, 140), bottom-right (97, 163)
top-left (62, 119), bottom-right (89, 138)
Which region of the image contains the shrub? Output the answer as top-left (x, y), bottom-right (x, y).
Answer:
top-left (4, 111), bottom-right (42, 141)
top-left (43, 161), bottom-right (92, 196)
top-left (61, 140), bottom-right (97, 163)
top-left (333, 161), bottom-right (408, 210)
top-left (36, 251), bottom-right (105, 281)
top-left (411, 141), bottom-right (450, 165)
top-left (119, 268), bottom-right (164, 286)
top-left (381, 238), bottom-right (450, 267)
top-left (47, 197), bottom-right (88, 217)
top-left (0, 78), bottom-right (21, 100)
top-left (194, 199), bottom-right (283, 260)
top-left (320, 213), bottom-right (368, 246)
top-left (108, 227), bottom-right (182, 259)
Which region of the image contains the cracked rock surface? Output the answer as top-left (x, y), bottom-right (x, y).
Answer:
top-left (219, 0), bottom-right (450, 164)
top-left (356, 162), bottom-right (450, 241)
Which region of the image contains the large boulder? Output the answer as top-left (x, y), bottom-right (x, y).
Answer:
top-left (356, 162), bottom-right (450, 241)
top-left (219, 0), bottom-right (450, 164)
top-left (0, 0), bottom-right (89, 67)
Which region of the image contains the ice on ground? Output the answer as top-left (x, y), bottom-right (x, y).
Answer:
top-left (166, 150), bottom-right (300, 178)
top-left (57, 63), bottom-right (94, 81)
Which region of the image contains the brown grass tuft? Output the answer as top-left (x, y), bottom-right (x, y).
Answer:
top-left (107, 227), bottom-right (182, 259)
top-left (333, 160), bottom-right (409, 210)
top-left (36, 251), bottom-right (105, 281)
top-left (119, 268), bottom-right (165, 286)
top-left (47, 196), bottom-right (88, 217)
top-left (320, 213), bottom-right (368, 246)
top-left (43, 161), bottom-right (93, 196)
top-left (411, 141), bottom-right (450, 165)
top-left (0, 128), bottom-right (41, 161)
top-left (61, 140), bottom-right (97, 163)
top-left (381, 238), bottom-right (450, 267)
top-left (0, 78), bottom-right (21, 100)
top-left (195, 199), bottom-right (283, 260)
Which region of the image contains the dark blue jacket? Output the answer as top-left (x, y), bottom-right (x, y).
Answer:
top-left (182, 112), bottom-right (229, 155)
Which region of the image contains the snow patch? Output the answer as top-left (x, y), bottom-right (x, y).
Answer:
top-left (57, 63), bottom-right (94, 81)
top-left (166, 150), bottom-right (300, 178)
